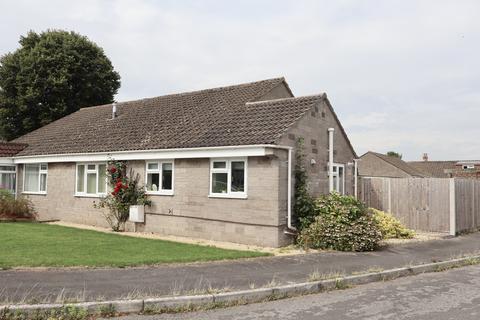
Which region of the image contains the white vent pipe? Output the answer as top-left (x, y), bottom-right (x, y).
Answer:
top-left (328, 128), bottom-right (334, 193)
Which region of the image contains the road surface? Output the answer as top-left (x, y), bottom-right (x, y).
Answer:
top-left (114, 263), bottom-right (480, 320)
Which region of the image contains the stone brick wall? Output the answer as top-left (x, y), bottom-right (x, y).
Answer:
top-left (18, 155), bottom-right (291, 247)
top-left (17, 163), bottom-right (110, 227)
top-left (278, 98), bottom-right (357, 197)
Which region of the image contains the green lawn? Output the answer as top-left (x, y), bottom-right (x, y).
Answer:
top-left (0, 223), bottom-right (269, 268)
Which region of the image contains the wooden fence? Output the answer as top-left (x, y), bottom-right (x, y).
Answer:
top-left (360, 177), bottom-right (480, 235)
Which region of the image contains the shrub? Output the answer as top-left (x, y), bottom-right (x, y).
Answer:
top-left (94, 160), bottom-right (151, 231)
top-left (0, 190), bottom-right (36, 220)
top-left (371, 208), bottom-right (415, 239)
top-left (297, 193), bottom-right (382, 251)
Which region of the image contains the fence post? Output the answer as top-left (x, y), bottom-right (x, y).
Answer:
top-left (449, 178), bottom-right (456, 236)
top-left (472, 181), bottom-right (476, 230)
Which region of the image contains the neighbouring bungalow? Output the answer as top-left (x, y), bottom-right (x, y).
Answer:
top-left (0, 78), bottom-right (357, 247)
top-left (358, 151), bottom-right (425, 178)
top-left (409, 154), bottom-right (480, 179)
top-left (358, 151), bottom-right (480, 180)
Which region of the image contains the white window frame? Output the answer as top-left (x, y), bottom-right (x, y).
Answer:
top-left (0, 164), bottom-right (17, 195)
top-left (463, 164), bottom-right (475, 170)
top-left (145, 160), bottom-right (174, 195)
top-left (22, 163), bottom-right (48, 195)
top-left (75, 163), bottom-right (107, 197)
top-left (331, 163), bottom-right (345, 195)
top-left (209, 158), bottom-right (248, 199)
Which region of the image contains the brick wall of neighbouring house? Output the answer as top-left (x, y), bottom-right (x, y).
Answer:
top-left (278, 99), bottom-right (357, 197)
top-left (18, 154), bottom-right (291, 247)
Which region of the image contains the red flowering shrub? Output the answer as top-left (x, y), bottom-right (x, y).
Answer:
top-left (94, 159), bottom-right (151, 231)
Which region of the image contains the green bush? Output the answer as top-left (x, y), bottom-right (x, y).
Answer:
top-left (293, 137), bottom-right (316, 230)
top-left (371, 208), bottom-right (415, 239)
top-left (297, 193), bottom-right (382, 251)
top-left (0, 190), bottom-right (36, 220)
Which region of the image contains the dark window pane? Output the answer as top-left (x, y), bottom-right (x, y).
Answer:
top-left (231, 161), bottom-right (245, 192)
top-left (162, 163), bottom-right (173, 190)
top-left (213, 161), bottom-right (226, 169)
top-left (212, 172), bottom-right (228, 193)
top-left (147, 173), bottom-right (160, 191)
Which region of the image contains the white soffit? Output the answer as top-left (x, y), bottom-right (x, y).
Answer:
top-left (13, 145), bottom-right (281, 164)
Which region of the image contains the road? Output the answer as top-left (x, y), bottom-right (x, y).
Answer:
top-left (115, 264), bottom-right (480, 320)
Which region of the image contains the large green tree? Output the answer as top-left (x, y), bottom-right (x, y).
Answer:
top-left (0, 30), bottom-right (121, 140)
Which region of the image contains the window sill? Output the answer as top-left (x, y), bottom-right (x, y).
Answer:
top-left (146, 191), bottom-right (174, 196)
top-left (208, 193), bottom-right (248, 199)
top-left (22, 191), bottom-right (47, 196)
top-left (74, 193), bottom-right (106, 198)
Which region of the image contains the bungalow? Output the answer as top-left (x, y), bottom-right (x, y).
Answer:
top-left (358, 151), bottom-right (425, 178)
top-left (409, 154), bottom-right (480, 179)
top-left (1, 78), bottom-right (357, 247)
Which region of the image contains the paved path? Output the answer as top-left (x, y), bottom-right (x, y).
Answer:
top-left (1, 233), bottom-right (480, 304)
top-left (118, 262), bottom-right (480, 319)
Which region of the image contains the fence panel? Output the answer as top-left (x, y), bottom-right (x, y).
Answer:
top-left (455, 179), bottom-right (480, 233)
top-left (361, 177), bottom-right (451, 233)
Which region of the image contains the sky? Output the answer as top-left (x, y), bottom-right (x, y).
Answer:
top-left (0, 0), bottom-right (479, 161)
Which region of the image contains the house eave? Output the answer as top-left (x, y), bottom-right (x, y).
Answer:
top-left (0, 157), bottom-right (14, 165)
top-left (12, 144), bottom-right (290, 164)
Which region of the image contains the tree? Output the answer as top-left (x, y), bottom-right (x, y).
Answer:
top-left (386, 151), bottom-right (402, 159)
top-left (0, 30), bottom-right (121, 140)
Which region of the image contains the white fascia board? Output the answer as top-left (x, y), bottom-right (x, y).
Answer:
top-left (0, 157), bottom-right (14, 165)
top-left (13, 145), bottom-right (281, 164)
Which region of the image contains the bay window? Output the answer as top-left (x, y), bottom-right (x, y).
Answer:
top-left (76, 163), bottom-right (107, 196)
top-left (145, 161), bottom-right (174, 195)
top-left (23, 163), bottom-right (47, 194)
top-left (210, 158), bottom-right (247, 198)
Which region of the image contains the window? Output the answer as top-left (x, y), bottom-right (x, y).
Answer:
top-left (24, 163), bottom-right (48, 194)
top-left (76, 163), bottom-right (107, 196)
top-left (0, 165), bottom-right (16, 194)
top-left (330, 163), bottom-right (345, 195)
top-left (463, 164), bottom-right (475, 170)
top-left (210, 159), bottom-right (247, 198)
top-left (145, 161), bottom-right (174, 195)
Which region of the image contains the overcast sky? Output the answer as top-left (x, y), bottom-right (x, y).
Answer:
top-left (1, 0), bottom-right (478, 160)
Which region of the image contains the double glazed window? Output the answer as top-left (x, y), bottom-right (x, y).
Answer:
top-left (146, 161), bottom-right (174, 195)
top-left (210, 159), bottom-right (247, 198)
top-left (76, 163), bottom-right (107, 196)
top-left (0, 165), bottom-right (16, 194)
top-left (24, 163), bottom-right (48, 193)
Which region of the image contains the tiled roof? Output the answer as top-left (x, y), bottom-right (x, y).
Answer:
top-left (0, 142), bottom-right (28, 157)
top-left (13, 78), bottom-right (325, 157)
top-left (369, 152), bottom-right (426, 177)
top-left (409, 161), bottom-right (459, 178)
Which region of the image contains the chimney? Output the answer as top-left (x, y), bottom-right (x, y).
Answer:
top-left (422, 153), bottom-right (428, 161)
top-left (112, 102), bottom-right (117, 119)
